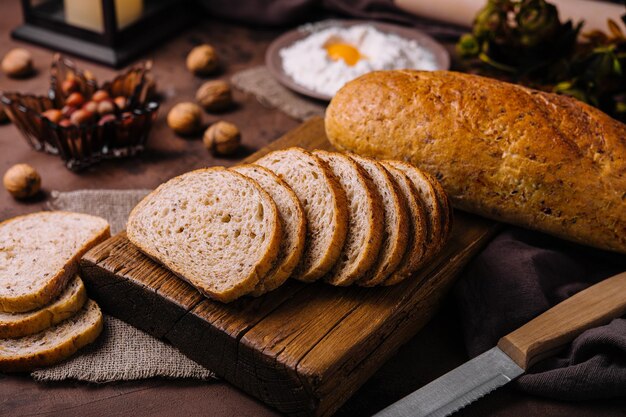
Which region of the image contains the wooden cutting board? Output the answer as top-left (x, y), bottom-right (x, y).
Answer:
top-left (80, 117), bottom-right (500, 417)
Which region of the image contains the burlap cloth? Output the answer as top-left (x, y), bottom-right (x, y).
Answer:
top-left (32, 190), bottom-right (216, 383)
top-left (231, 66), bottom-right (325, 121)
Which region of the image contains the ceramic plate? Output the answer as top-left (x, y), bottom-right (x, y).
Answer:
top-left (265, 19), bottom-right (451, 102)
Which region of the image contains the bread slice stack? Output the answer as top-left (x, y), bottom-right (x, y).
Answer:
top-left (0, 212), bottom-right (109, 372)
top-left (127, 147), bottom-right (452, 303)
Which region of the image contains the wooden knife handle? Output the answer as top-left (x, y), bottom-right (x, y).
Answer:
top-left (497, 271), bottom-right (626, 370)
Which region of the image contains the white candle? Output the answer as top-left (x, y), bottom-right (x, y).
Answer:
top-left (64, 0), bottom-right (143, 33)
top-left (395, 0), bottom-right (626, 34)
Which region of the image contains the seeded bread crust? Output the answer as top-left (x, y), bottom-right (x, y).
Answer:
top-left (0, 275), bottom-right (87, 339)
top-left (326, 69), bottom-right (626, 254)
top-left (127, 168), bottom-right (282, 303)
top-left (0, 299), bottom-right (103, 372)
top-left (0, 212), bottom-right (110, 313)
top-left (381, 163), bottom-right (429, 286)
top-left (232, 164), bottom-right (306, 296)
top-left (313, 151), bottom-right (384, 286)
top-left (350, 155), bottom-right (410, 287)
top-left (256, 148), bottom-right (349, 282)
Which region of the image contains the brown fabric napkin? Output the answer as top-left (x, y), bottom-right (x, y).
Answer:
top-left (231, 66), bottom-right (326, 121)
top-left (33, 189), bottom-right (216, 383)
top-left (455, 227), bottom-right (626, 400)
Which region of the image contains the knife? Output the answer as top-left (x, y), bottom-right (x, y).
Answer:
top-left (374, 271), bottom-right (626, 417)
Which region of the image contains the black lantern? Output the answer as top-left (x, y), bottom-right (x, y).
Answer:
top-left (12, 0), bottom-right (196, 68)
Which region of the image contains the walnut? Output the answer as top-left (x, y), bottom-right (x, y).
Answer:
top-left (203, 121), bottom-right (241, 156)
top-left (167, 102), bottom-right (203, 135)
top-left (186, 44), bottom-right (219, 76)
top-left (1, 48), bottom-right (33, 78)
top-left (3, 164), bottom-right (41, 199)
top-left (196, 80), bottom-right (233, 112)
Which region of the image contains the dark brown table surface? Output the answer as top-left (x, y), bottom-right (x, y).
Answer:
top-left (1, 1), bottom-right (624, 416)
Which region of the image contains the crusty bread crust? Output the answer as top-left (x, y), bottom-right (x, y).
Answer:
top-left (381, 163), bottom-right (429, 286)
top-left (313, 150), bottom-right (384, 286)
top-left (232, 164), bottom-right (306, 296)
top-left (386, 161), bottom-right (444, 262)
top-left (351, 155), bottom-right (409, 286)
top-left (257, 148), bottom-right (349, 282)
top-left (326, 70), bottom-right (626, 254)
top-left (0, 299), bottom-right (103, 372)
top-left (127, 167), bottom-right (282, 303)
top-left (0, 212), bottom-right (110, 313)
top-left (0, 275), bottom-right (87, 339)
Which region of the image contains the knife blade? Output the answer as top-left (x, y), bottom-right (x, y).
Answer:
top-left (374, 271), bottom-right (626, 417)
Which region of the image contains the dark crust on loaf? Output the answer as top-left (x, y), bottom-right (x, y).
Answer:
top-left (326, 70), bottom-right (626, 254)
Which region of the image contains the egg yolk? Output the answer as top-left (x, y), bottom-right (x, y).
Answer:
top-left (325, 43), bottom-right (362, 66)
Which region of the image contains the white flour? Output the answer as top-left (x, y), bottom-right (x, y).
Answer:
top-left (280, 24), bottom-right (439, 97)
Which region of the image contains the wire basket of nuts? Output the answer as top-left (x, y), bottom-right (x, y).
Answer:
top-left (1, 55), bottom-right (159, 171)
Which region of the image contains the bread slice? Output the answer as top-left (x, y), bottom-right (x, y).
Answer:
top-left (0, 275), bottom-right (87, 339)
top-left (256, 148), bottom-right (349, 282)
top-left (381, 163), bottom-right (429, 286)
top-left (0, 212), bottom-right (110, 313)
top-left (0, 299), bottom-right (103, 372)
top-left (349, 155), bottom-right (410, 286)
top-left (127, 168), bottom-right (282, 303)
top-left (423, 170), bottom-right (453, 245)
top-left (312, 151), bottom-right (384, 286)
top-left (386, 160), bottom-right (443, 261)
top-left (231, 164), bottom-right (306, 295)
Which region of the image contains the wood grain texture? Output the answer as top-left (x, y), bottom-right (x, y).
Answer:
top-left (498, 271), bottom-right (626, 370)
top-left (79, 117), bottom-right (501, 417)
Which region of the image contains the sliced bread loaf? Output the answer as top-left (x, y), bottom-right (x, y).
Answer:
top-left (127, 168), bottom-right (282, 303)
top-left (381, 163), bottom-right (429, 286)
top-left (231, 164), bottom-right (306, 296)
top-left (0, 275), bottom-right (87, 339)
top-left (0, 299), bottom-right (103, 372)
top-left (313, 151), bottom-right (384, 286)
top-left (386, 160), bottom-right (443, 261)
top-left (256, 148), bottom-right (349, 282)
top-left (349, 155), bottom-right (409, 286)
top-left (0, 212), bottom-right (110, 313)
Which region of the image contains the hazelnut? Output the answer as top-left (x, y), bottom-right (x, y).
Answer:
top-left (186, 44), bottom-right (219, 76)
top-left (92, 90), bottom-right (109, 102)
top-left (41, 109), bottom-right (63, 124)
top-left (58, 119), bottom-right (72, 128)
top-left (66, 92), bottom-right (85, 107)
top-left (1, 48), bottom-right (33, 78)
top-left (82, 100), bottom-right (98, 114)
top-left (113, 96), bottom-right (127, 110)
top-left (203, 121), bottom-right (240, 156)
top-left (196, 80), bottom-right (233, 112)
top-left (61, 78), bottom-right (79, 95)
top-left (61, 105), bottom-right (77, 118)
top-left (97, 100), bottom-right (116, 115)
top-left (3, 163), bottom-right (41, 199)
top-left (70, 109), bottom-right (94, 125)
top-left (167, 102), bottom-right (202, 135)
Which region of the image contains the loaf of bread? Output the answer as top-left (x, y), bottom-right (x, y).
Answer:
top-left (326, 70), bottom-right (626, 254)
top-left (127, 168), bottom-right (282, 303)
top-left (0, 299), bottom-right (103, 372)
top-left (127, 149), bottom-right (452, 302)
top-left (0, 275), bottom-right (87, 339)
top-left (0, 212), bottom-right (110, 312)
